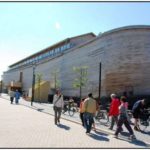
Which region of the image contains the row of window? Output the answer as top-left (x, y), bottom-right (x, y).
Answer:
top-left (10, 43), bottom-right (73, 70)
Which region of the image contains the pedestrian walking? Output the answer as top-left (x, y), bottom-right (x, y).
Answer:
top-left (91, 117), bottom-right (96, 131)
top-left (92, 100), bottom-right (99, 131)
top-left (9, 89), bottom-right (15, 104)
top-left (82, 93), bottom-right (97, 134)
top-left (15, 90), bottom-right (21, 104)
top-left (132, 99), bottom-right (149, 131)
top-left (53, 90), bottom-right (64, 125)
top-left (114, 96), bottom-right (136, 140)
top-left (108, 93), bottom-right (121, 130)
top-left (79, 98), bottom-right (85, 126)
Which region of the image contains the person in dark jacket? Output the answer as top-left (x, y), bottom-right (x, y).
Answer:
top-left (132, 99), bottom-right (149, 131)
top-left (15, 90), bottom-right (21, 104)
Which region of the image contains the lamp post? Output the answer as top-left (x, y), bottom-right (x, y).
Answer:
top-left (31, 65), bottom-right (36, 106)
top-left (98, 62), bottom-right (102, 101)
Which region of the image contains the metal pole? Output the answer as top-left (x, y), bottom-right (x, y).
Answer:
top-left (98, 62), bottom-right (101, 101)
top-left (80, 68), bottom-right (82, 100)
top-left (31, 66), bottom-right (35, 106)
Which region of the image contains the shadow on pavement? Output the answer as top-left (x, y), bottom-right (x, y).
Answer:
top-left (131, 139), bottom-right (149, 147)
top-left (57, 124), bottom-right (70, 130)
top-left (94, 130), bottom-right (108, 136)
top-left (116, 136), bottom-right (148, 147)
top-left (141, 130), bottom-right (150, 135)
top-left (37, 108), bottom-right (44, 112)
top-left (88, 133), bottom-right (109, 141)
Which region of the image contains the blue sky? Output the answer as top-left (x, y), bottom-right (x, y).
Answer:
top-left (0, 2), bottom-right (150, 80)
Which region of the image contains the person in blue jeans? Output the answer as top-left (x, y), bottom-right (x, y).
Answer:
top-left (82, 93), bottom-right (97, 134)
top-left (15, 90), bottom-right (21, 104)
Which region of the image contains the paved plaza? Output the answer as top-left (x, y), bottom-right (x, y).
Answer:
top-left (0, 94), bottom-right (150, 148)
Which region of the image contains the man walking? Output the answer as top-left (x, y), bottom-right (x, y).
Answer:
top-left (9, 89), bottom-right (15, 104)
top-left (82, 93), bottom-right (97, 134)
top-left (53, 90), bottom-right (64, 125)
top-left (108, 93), bottom-right (120, 130)
top-left (132, 99), bottom-right (149, 131)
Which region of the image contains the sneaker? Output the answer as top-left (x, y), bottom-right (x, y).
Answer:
top-left (114, 134), bottom-right (118, 138)
top-left (86, 131), bottom-right (90, 135)
top-left (129, 135), bottom-right (136, 140)
top-left (108, 127), bottom-right (113, 130)
top-left (134, 126), bottom-right (139, 131)
top-left (134, 126), bottom-right (141, 132)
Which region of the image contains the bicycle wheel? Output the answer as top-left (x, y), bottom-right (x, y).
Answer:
top-left (139, 118), bottom-right (149, 131)
top-left (62, 107), bottom-right (67, 114)
top-left (68, 107), bottom-right (76, 116)
top-left (98, 111), bottom-right (109, 125)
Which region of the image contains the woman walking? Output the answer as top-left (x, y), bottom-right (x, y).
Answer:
top-left (114, 96), bottom-right (136, 140)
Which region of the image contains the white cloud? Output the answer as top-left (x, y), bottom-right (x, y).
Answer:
top-left (55, 22), bottom-right (61, 30)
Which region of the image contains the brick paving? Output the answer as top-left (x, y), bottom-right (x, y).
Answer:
top-left (0, 94), bottom-right (149, 148)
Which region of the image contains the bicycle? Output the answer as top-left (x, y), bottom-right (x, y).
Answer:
top-left (139, 109), bottom-right (150, 131)
top-left (127, 109), bottom-right (150, 132)
top-left (95, 106), bottom-right (110, 125)
top-left (62, 101), bottom-right (77, 117)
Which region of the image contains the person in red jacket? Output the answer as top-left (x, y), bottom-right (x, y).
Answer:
top-left (108, 93), bottom-right (121, 130)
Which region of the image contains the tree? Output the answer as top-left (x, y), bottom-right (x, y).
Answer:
top-left (35, 73), bottom-right (43, 103)
top-left (51, 69), bottom-right (61, 90)
top-left (73, 66), bottom-right (88, 100)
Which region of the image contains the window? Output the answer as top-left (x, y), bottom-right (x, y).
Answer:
top-left (32, 58), bottom-right (36, 63)
top-left (56, 47), bottom-right (60, 54)
top-left (38, 55), bottom-right (42, 60)
top-left (51, 50), bottom-right (54, 56)
top-left (60, 46), bottom-right (64, 52)
top-left (45, 52), bottom-right (49, 57)
top-left (63, 44), bottom-right (67, 50)
top-left (54, 48), bottom-right (57, 54)
top-left (35, 57), bottom-right (38, 62)
top-left (66, 43), bottom-right (71, 49)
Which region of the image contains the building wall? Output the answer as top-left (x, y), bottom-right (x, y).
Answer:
top-left (3, 26), bottom-right (150, 99)
top-left (102, 28), bottom-right (150, 96)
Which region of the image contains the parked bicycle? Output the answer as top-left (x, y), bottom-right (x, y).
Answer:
top-left (95, 105), bottom-right (110, 125)
top-left (62, 101), bottom-right (77, 116)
